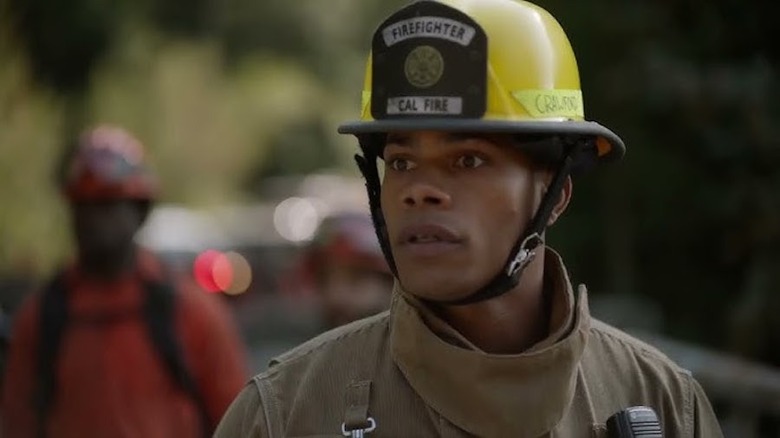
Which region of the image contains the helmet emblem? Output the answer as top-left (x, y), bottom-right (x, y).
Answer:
top-left (404, 45), bottom-right (444, 88)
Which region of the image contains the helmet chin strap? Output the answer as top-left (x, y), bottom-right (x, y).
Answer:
top-left (354, 145), bottom-right (398, 278)
top-left (355, 137), bottom-right (579, 306)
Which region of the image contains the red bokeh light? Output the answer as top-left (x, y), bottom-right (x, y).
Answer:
top-left (193, 250), bottom-right (233, 293)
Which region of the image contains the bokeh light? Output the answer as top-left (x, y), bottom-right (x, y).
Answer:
top-left (224, 251), bottom-right (252, 295)
top-left (211, 252), bottom-right (234, 292)
top-left (194, 250), bottom-right (232, 293)
top-left (273, 197), bottom-right (321, 243)
top-left (193, 249), bottom-right (252, 294)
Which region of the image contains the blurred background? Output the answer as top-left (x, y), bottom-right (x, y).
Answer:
top-left (0, 0), bottom-right (778, 435)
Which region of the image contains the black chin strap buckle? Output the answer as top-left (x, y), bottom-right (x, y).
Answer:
top-left (506, 232), bottom-right (543, 278)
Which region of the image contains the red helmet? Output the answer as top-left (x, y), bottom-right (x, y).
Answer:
top-left (310, 212), bottom-right (390, 274)
top-left (279, 212), bottom-right (391, 297)
top-left (62, 125), bottom-right (158, 202)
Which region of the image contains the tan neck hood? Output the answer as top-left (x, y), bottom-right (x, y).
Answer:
top-left (390, 250), bottom-right (591, 437)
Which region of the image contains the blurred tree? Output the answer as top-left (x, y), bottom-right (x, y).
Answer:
top-left (5, 0), bottom-right (125, 94)
top-left (0, 23), bottom-right (68, 289)
top-left (247, 117), bottom-right (341, 182)
top-left (4, 0), bottom-right (136, 188)
top-left (145, 0), bottom-right (215, 37)
top-left (540, 0), bottom-right (780, 351)
top-left (1, 0), bottom-right (778, 364)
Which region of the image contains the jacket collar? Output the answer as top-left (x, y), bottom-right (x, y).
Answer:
top-left (390, 248), bottom-right (591, 437)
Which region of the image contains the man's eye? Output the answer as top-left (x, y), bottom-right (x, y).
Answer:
top-left (388, 158), bottom-right (416, 171)
top-left (456, 155), bottom-right (485, 169)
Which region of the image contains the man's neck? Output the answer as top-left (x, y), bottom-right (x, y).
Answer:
top-left (432, 254), bottom-right (550, 355)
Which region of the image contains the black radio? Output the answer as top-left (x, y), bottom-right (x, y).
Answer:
top-left (606, 406), bottom-right (662, 438)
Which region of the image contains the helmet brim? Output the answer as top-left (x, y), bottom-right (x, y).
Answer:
top-left (338, 119), bottom-right (625, 167)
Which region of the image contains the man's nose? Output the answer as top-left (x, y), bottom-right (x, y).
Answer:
top-left (402, 180), bottom-right (452, 209)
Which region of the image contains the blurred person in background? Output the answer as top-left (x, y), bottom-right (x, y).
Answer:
top-left (216, 0), bottom-right (723, 436)
top-left (1, 125), bottom-right (248, 438)
top-left (283, 212), bottom-right (393, 329)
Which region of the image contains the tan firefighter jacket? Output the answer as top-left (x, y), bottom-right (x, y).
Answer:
top-left (215, 249), bottom-right (723, 438)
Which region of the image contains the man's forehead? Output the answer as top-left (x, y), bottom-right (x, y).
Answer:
top-left (383, 131), bottom-right (515, 147)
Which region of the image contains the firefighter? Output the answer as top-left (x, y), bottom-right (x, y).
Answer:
top-left (283, 212), bottom-right (392, 328)
top-left (216, 1), bottom-right (723, 436)
top-left (2, 125), bottom-right (248, 438)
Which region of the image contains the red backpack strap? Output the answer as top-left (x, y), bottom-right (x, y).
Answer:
top-left (35, 271), bottom-right (69, 438)
top-left (143, 274), bottom-right (212, 436)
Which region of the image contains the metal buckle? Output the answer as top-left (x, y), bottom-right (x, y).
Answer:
top-left (341, 417), bottom-right (377, 438)
top-left (506, 233), bottom-right (542, 277)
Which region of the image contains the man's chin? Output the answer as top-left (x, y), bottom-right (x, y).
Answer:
top-left (397, 276), bottom-right (476, 303)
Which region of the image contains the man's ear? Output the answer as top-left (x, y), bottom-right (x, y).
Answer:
top-left (546, 175), bottom-right (572, 227)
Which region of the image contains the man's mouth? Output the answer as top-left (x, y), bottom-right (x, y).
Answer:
top-left (398, 223), bottom-right (463, 245)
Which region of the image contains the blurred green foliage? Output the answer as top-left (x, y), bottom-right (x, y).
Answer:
top-left (536, 0), bottom-right (780, 356)
top-left (0, 0), bottom-right (778, 361)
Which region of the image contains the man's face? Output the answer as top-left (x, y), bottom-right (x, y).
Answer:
top-left (380, 131), bottom-right (548, 302)
top-left (71, 199), bottom-right (144, 266)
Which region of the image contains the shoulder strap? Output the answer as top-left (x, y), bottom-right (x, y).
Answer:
top-left (341, 331), bottom-right (382, 438)
top-left (35, 272), bottom-right (69, 438)
top-left (257, 323), bottom-right (384, 438)
top-left (143, 277), bottom-right (212, 437)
